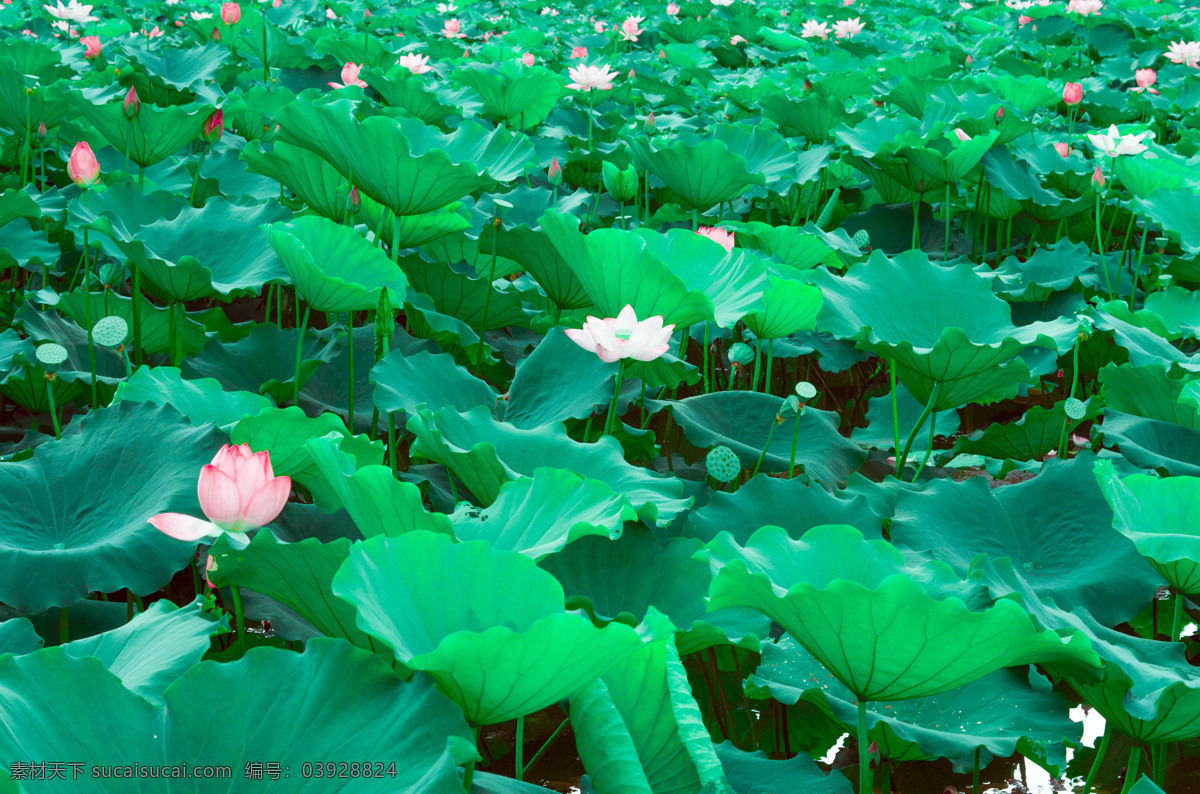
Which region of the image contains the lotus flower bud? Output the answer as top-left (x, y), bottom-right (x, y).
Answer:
top-left (706, 445), bottom-right (741, 483)
top-left (67, 141), bottom-right (100, 188)
top-left (601, 161), bottom-right (638, 202)
top-left (779, 395), bottom-right (801, 419)
top-left (995, 106), bottom-right (1004, 121)
top-left (1063, 82), bottom-right (1083, 106)
top-left (548, 157), bottom-right (562, 186)
top-left (349, 185), bottom-right (361, 213)
top-left (1092, 167), bottom-right (1105, 188)
top-left (645, 110), bottom-right (656, 132)
top-left (81, 35), bottom-right (102, 59)
top-left (728, 342), bottom-right (754, 369)
top-left (123, 85), bottom-right (139, 119)
top-left (212, 27), bottom-right (221, 41)
top-left (37, 121), bottom-right (46, 139)
top-left (202, 108), bottom-right (223, 143)
top-left (220, 2), bottom-right (241, 24)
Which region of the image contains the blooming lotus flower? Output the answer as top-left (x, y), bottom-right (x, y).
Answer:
top-left (67, 141), bottom-right (100, 187)
top-left (1166, 40), bottom-right (1200, 68)
top-left (1054, 141), bottom-right (1072, 157)
top-left (325, 7), bottom-right (336, 18)
top-left (666, 2), bottom-right (680, 15)
top-left (953, 128), bottom-right (971, 141)
top-left (1133, 68), bottom-right (1158, 93)
top-left (190, 10), bottom-right (212, 20)
top-left (522, 52), bottom-right (535, 66)
top-left (328, 62), bottom-right (367, 89)
top-left (697, 226), bottom-right (735, 253)
top-left (1087, 124), bottom-right (1149, 156)
top-left (1018, 14), bottom-right (1033, 25)
top-left (1066, 0), bottom-right (1102, 14)
top-left (565, 305), bottom-right (675, 363)
top-left (730, 34), bottom-right (747, 44)
top-left (148, 444), bottom-right (291, 547)
top-left (43, 0), bottom-right (96, 24)
top-left (711, 0), bottom-right (735, 6)
top-left (566, 63), bottom-right (619, 91)
top-left (436, 2), bottom-right (458, 11)
top-left (541, 7), bottom-right (559, 15)
top-left (144, 25), bottom-right (163, 37)
top-left (594, 20), bottom-right (606, 32)
top-left (220, 2), bottom-right (240, 24)
top-left (620, 15), bottom-right (644, 42)
top-left (800, 20), bottom-right (830, 39)
top-left (81, 35), bottom-right (101, 58)
top-left (833, 17), bottom-right (864, 38)
top-left (1062, 82), bottom-right (1082, 105)
top-left (441, 18), bottom-right (465, 38)
top-left (570, 46), bottom-right (588, 59)
top-left (398, 53), bottom-right (432, 74)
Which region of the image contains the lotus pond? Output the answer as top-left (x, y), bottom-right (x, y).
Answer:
top-left (2, 0), bottom-right (1200, 791)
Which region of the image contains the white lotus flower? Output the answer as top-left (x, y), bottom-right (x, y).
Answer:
top-left (1086, 124), bottom-right (1149, 157)
top-left (566, 63), bottom-right (620, 91)
top-left (43, 0), bottom-right (97, 24)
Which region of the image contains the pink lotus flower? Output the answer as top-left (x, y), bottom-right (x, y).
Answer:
top-left (148, 444), bottom-right (291, 547)
top-left (123, 85), bottom-right (139, 118)
top-left (833, 17), bottom-right (864, 38)
top-left (548, 157), bottom-right (562, 186)
top-left (565, 305), bottom-right (675, 363)
top-left (522, 52), bottom-right (535, 66)
top-left (67, 141), bottom-right (100, 187)
top-left (273, 0), bottom-right (281, 6)
top-left (594, 20), bottom-right (607, 32)
top-left (1054, 141), bottom-right (1072, 157)
top-left (1062, 82), bottom-right (1082, 105)
top-left (1092, 167), bottom-right (1105, 188)
top-left (620, 15), bottom-right (644, 42)
top-left (1018, 14), bottom-right (1033, 25)
top-left (220, 2), bottom-right (240, 24)
top-left (399, 53), bottom-right (432, 74)
top-left (953, 127), bottom-right (971, 141)
top-left (1066, 0), bottom-right (1102, 14)
top-left (567, 63), bottom-right (619, 91)
top-left (442, 18), bottom-right (465, 38)
top-left (697, 226), bottom-right (735, 253)
top-left (203, 108), bottom-right (223, 143)
top-left (570, 46), bottom-right (588, 59)
top-left (1166, 40), bottom-right (1200, 68)
top-left (1133, 68), bottom-right (1158, 93)
top-left (81, 35), bottom-right (101, 58)
top-left (730, 34), bottom-right (747, 44)
top-left (666, 2), bottom-right (680, 15)
top-left (801, 20), bottom-right (830, 39)
top-left (328, 62), bottom-right (367, 89)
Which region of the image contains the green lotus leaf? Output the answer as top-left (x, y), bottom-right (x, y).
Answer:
top-left (452, 61), bottom-right (563, 128)
top-left (1115, 154), bottom-right (1200, 199)
top-left (728, 221), bottom-right (862, 272)
top-left (986, 74), bottom-right (1062, 114)
top-left (363, 67), bottom-right (468, 129)
top-left (0, 60), bottom-right (71, 142)
top-left (990, 239), bottom-right (1101, 300)
top-left (450, 468), bottom-right (634, 558)
top-left (360, 195), bottom-right (472, 249)
top-left (483, 224), bottom-right (591, 311)
top-left (52, 287), bottom-right (217, 358)
top-left (714, 740), bottom-right (852, 794)
top-left (0, 638), bottom-right (477, 793)
top-left (571, 621), bottom-right (732, 794)
top-left (897, 129), bottom-right (1000, 186)
top-left (814, 250), bottom-right (1076, 409)
top-left (540, 528), bottom-right (769, 655)
top-left (265, 215), bottom-right (408, 313)
top-left (1100, 363), bottom-right (1200, 429)
top-left (1096, 410), bottom-right (1200, 476)
top-left (301, 433), bottom-right (453, 539)
top-left (406, 406), bottom-right (692, 524)
top-left (0, 617), bottom-right (41, 655)
top-left (851, 382), bottom-right (961, 454)
top-left (222, 84), bottom-right (297, 142)
top-left (111, 366), bottom-right (273, 433)
top-left (946, 398), bottom-right (1099, 463)
top-left (0, 402), bottom-right (224, 612)
top-left (983, 147), bottom-right (1064, 209)
top-left (891, 454), bottom-right (1161, 625)
top-left (182, 323), bottom-right (338, 402)
top-left (3, 305), bottom-right (125, 405)
top-left (628, 124), bottom-right (796, 211)
top-left (703, 525), bottom-right (1100, 700)
top-left (1095, 459), bottom-right (1200, 593)
top-left (122, 40), bottom-right (230, 98)
top-left (71, 89), bottom-right (209, 167)
top-left (242, 140), bottom-right (356, 221)
top-left (274, 99), bottom-right (534, 216)
top-left (651, 392), bottom-right (866, 487)
top-left (743, 277), bottom-right (822, 340)
top-left (62, 597), bottom-right (225, 705)
top-left (332, 531), bottom-right (645, 725)
top-left (0, 189), bottom-right (40, 230)
top-left (1143, 287), bottom-right (1200, 341)
top-left (1091, 301), bottom-right (1200, 372)
top-left (1136, 188), bottom-right (1200, 255)
top-left (760, 93), bottom-right (864, 142)
top-left (504, 328), bottom-right (634, 429)
top-left (750, 636), bottom-right (1077, 775)
top-left (371, 347), bottom-right (498, 420)
top-left (398, 252), bottom-right (534, 335)
top-left (208, 530), bottom-right (399, 658)
top-left (542, 212), bottom-right (768, 328)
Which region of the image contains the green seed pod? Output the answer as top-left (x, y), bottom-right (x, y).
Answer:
top-left (35, 342), bottom-right (68, 373)
top-left (1064, 397), bottom-right (1087, 421)
top-left (601, 161), bottom-right (639, 203)
top-left (706, 445), bottom-right (741, 483)
top-left (92, 316), bottom-right (129, 348)
top-left (728, 342), bottom-right (754, 368)
top-left (851, 229), bottom-right (870, 250)
top-left (795, 381), bottom-right (818, 400)
top-left (779, 395), bottom-right (801, 419)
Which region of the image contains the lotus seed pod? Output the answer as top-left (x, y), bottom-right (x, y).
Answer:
top-left (1064, 397), bottom-right (1086, 421)
top-left (1076, 315), bottom-right (1094, 337)
top-left (795, 381), bottom-right (817, 400)
top-left (706, 445), bottom-right (741, 483)
top-left (35, 343), bottom-right (69, 372)
top-left (779, 395), bottom-right (801, 419)
top-left (92, 316), bottom-right (129, 348)
top-left (601, 161), bottom-right (639, 203)
top-left (728, 342), bottom-right (754, 368)
top-left (852, 229), bottom-right (870, 249)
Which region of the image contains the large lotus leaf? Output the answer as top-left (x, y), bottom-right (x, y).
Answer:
top-left (540, 529), bottom-right (769, 655)
top-left (743, 277), bottom-right (822, 340)
top-left (274, 100), bottom-right (534, 216)
top-left (123, 40), bottom-right (229, 98)
top-left (63, 597), bottom-right (224, 706)
top-left (851, 383), bottom-right (961, 455)
top-left (406, 406), bottom-right (692, 524)
top-left (628, 124), bottom-right (795, 210)
top-left (265, 215), bottom-right (407, 313)
top-left (0, 61), bottom-right (70, 141)
top-left (897, 129), bottom-right (999, 185)
top-left (71, 90), bottom-right (209, 167)
top-left (363, 67), bottom-right (469, 129)
top-left (749, 636), bottom-right (1077, 774)
top-left (1114, 155), bottom-right (1199, 199)
top-left (891, 454), bottom-right (1160, 625)
top-left (651, 392), bottom-right (866, 487)
top-left (541, 212), bottom-right (768, 328)
top-left (242, 140), bottom-right (355, 221)
top-left (682, 475), bottom-right (881, 545)
top-left (302, 434), bottom-right (453, 539)
top-left (52, 286), bottom-right (216, 358)
top-left (1143, 287), bottom-right (1200, 340)
top-left (1091, 301), bottom-right (1200, 372)
top-left (360, 194), bottom-right (471, 249)
top-left (399, 253), bottom-right (535, 333)
top-left (181, 323), bottom-right (338, 401)
top-left (452, 61), bottom-right (563, 127)
top-left (1100, 363), bottom-right (1200, 429)
top-left (0, 402), bottom-right (224, 612)
top-left (0, 189), bottom-right (40, 230)
top-left (484, 224), bottom-right (591, 310)
top-left (332, 531), bottom-right (644, 725)
top-left (0, 617), bottom-right (41, 655)
top-left (729, 221), bottom-right (861, 273)
top-left (207, 530), bottom-right (394, 658)
top-left (504, 328), bottom-right (629, 429)
top-left (991, 239), bottom-right (1100, 301)
top-left (1136, 188), bottom-right (1200, 254)
top-left (714, 741), bottom-right (851, 794)
top-left (814, 250), bottom-right (1075, 409)
top-left (112, 367), bottom-right (273, 433)
top-left (1095, 459), bottom-right (1200, 593)
top-left (0, 639), bottom-right (476, 793)
top-left (450, 468), bottom-right (634, 558)
top-left (571, 624), bottom-right (731, 794)
top-left (946, 398), bottom-right (1098, 463)
top-left (1096, 410), bottom-right (1200, 476)
top-left (126, 198), bottom-right (291, 301)
top-left (760, 93), bottom-right (863, 142)
top-left (702, 525), bottom-right (1100, 701)
top-left (371, 347), bottom-right (497, 423)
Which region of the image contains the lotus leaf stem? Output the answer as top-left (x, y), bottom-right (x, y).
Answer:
top-left (230, 584), bottom-right (246, 646)
top-left (897, 382), bottom-right (941, 479)
top-left (346, 318), bottom-right (355, 432)
top-left (857, 699), bottom-right (872, 794)
top-left (262, 17), bottom-right (270, 82)
top-left (602, 359), bottom-right (625, 438)
top-left (131, 262), bottom-right (143, 366)
top-left (514, 714), bottom-right (524, 781)
top-left (461, 760), bottom-right (474, 791)
top-left (1130, 219), bottom-right (1150, 311)
top-left (751, 338), bottom-right (762, 392)
top-left (972, 746), bottom-right (981, 794)
top-left (702, 323), bottom-right (710, 394)
top-left (82, 232), bottom-right (98, 408)
top-left (1151, 742), bottom-right (1165, 785)
top-left (293, 304), bottom-right (311, 406)
top-left (45, 375), bottom-right (61, 439)
top-left (788, 409), bottom-right (801, 478)
top-left (706, 647), bottom-right (739, 745)
top-left (880, 760), bottom-right (890, 793)
top-left (765, 339), bottom-right (774, 396)
top-left (1119, 743), bottom-right (1141, 794)
top-left (264, 285), bottom-right (273, 326)
top-left (59, 606), bottom-right (68, 645)
top-left (911, 196), bottom-right (920, 250)
top-left (944, 183), bottom-right (952, 262)
top-left (521, 716), bottom-right (569, 778)
top-left (1173, 590), bottom-right (1184, 642)
top-left (1058, 334), bottom-right (1083, 457)
top-left (911, 404), bottom-right (940, 481)
top-left (1096, 187), bottom-right (1112, 298)
top-left (889, 359), bottom-right (901, 465)
top-left (189, 145), bottom-right (208, 207)
top-left (387, 413), bottom-right (397, 475)
top-left (750, 412), bottom-right (781, 479)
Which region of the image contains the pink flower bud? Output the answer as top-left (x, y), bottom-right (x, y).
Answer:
top-left (1063, 82), bottom-right (1083, 106)
top-left (123, 85), bottom-right (139, 119)
top-left (203, 108), bottom-right (223, 143)
top-left (645, 110), bottom-right (656, 131)
top-left (220, 2), bottom-right (240, 24)
top-left (1092, 167), bottom-right (1105, 188)
top-left (522, 52), bottom-right (535, 66)
top-left (954, 128), bottom-right (971, 141)
top-left (995, 107), bottom-right (1004, 121)
top-left (1054, 142), bottom-right (1071, 157)
top-left (81, 35), bottom-right (101, 59)
top-left (548, 157), bottom-right (562, 186)
top-left (68, 141), bottom-right (100, 188)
